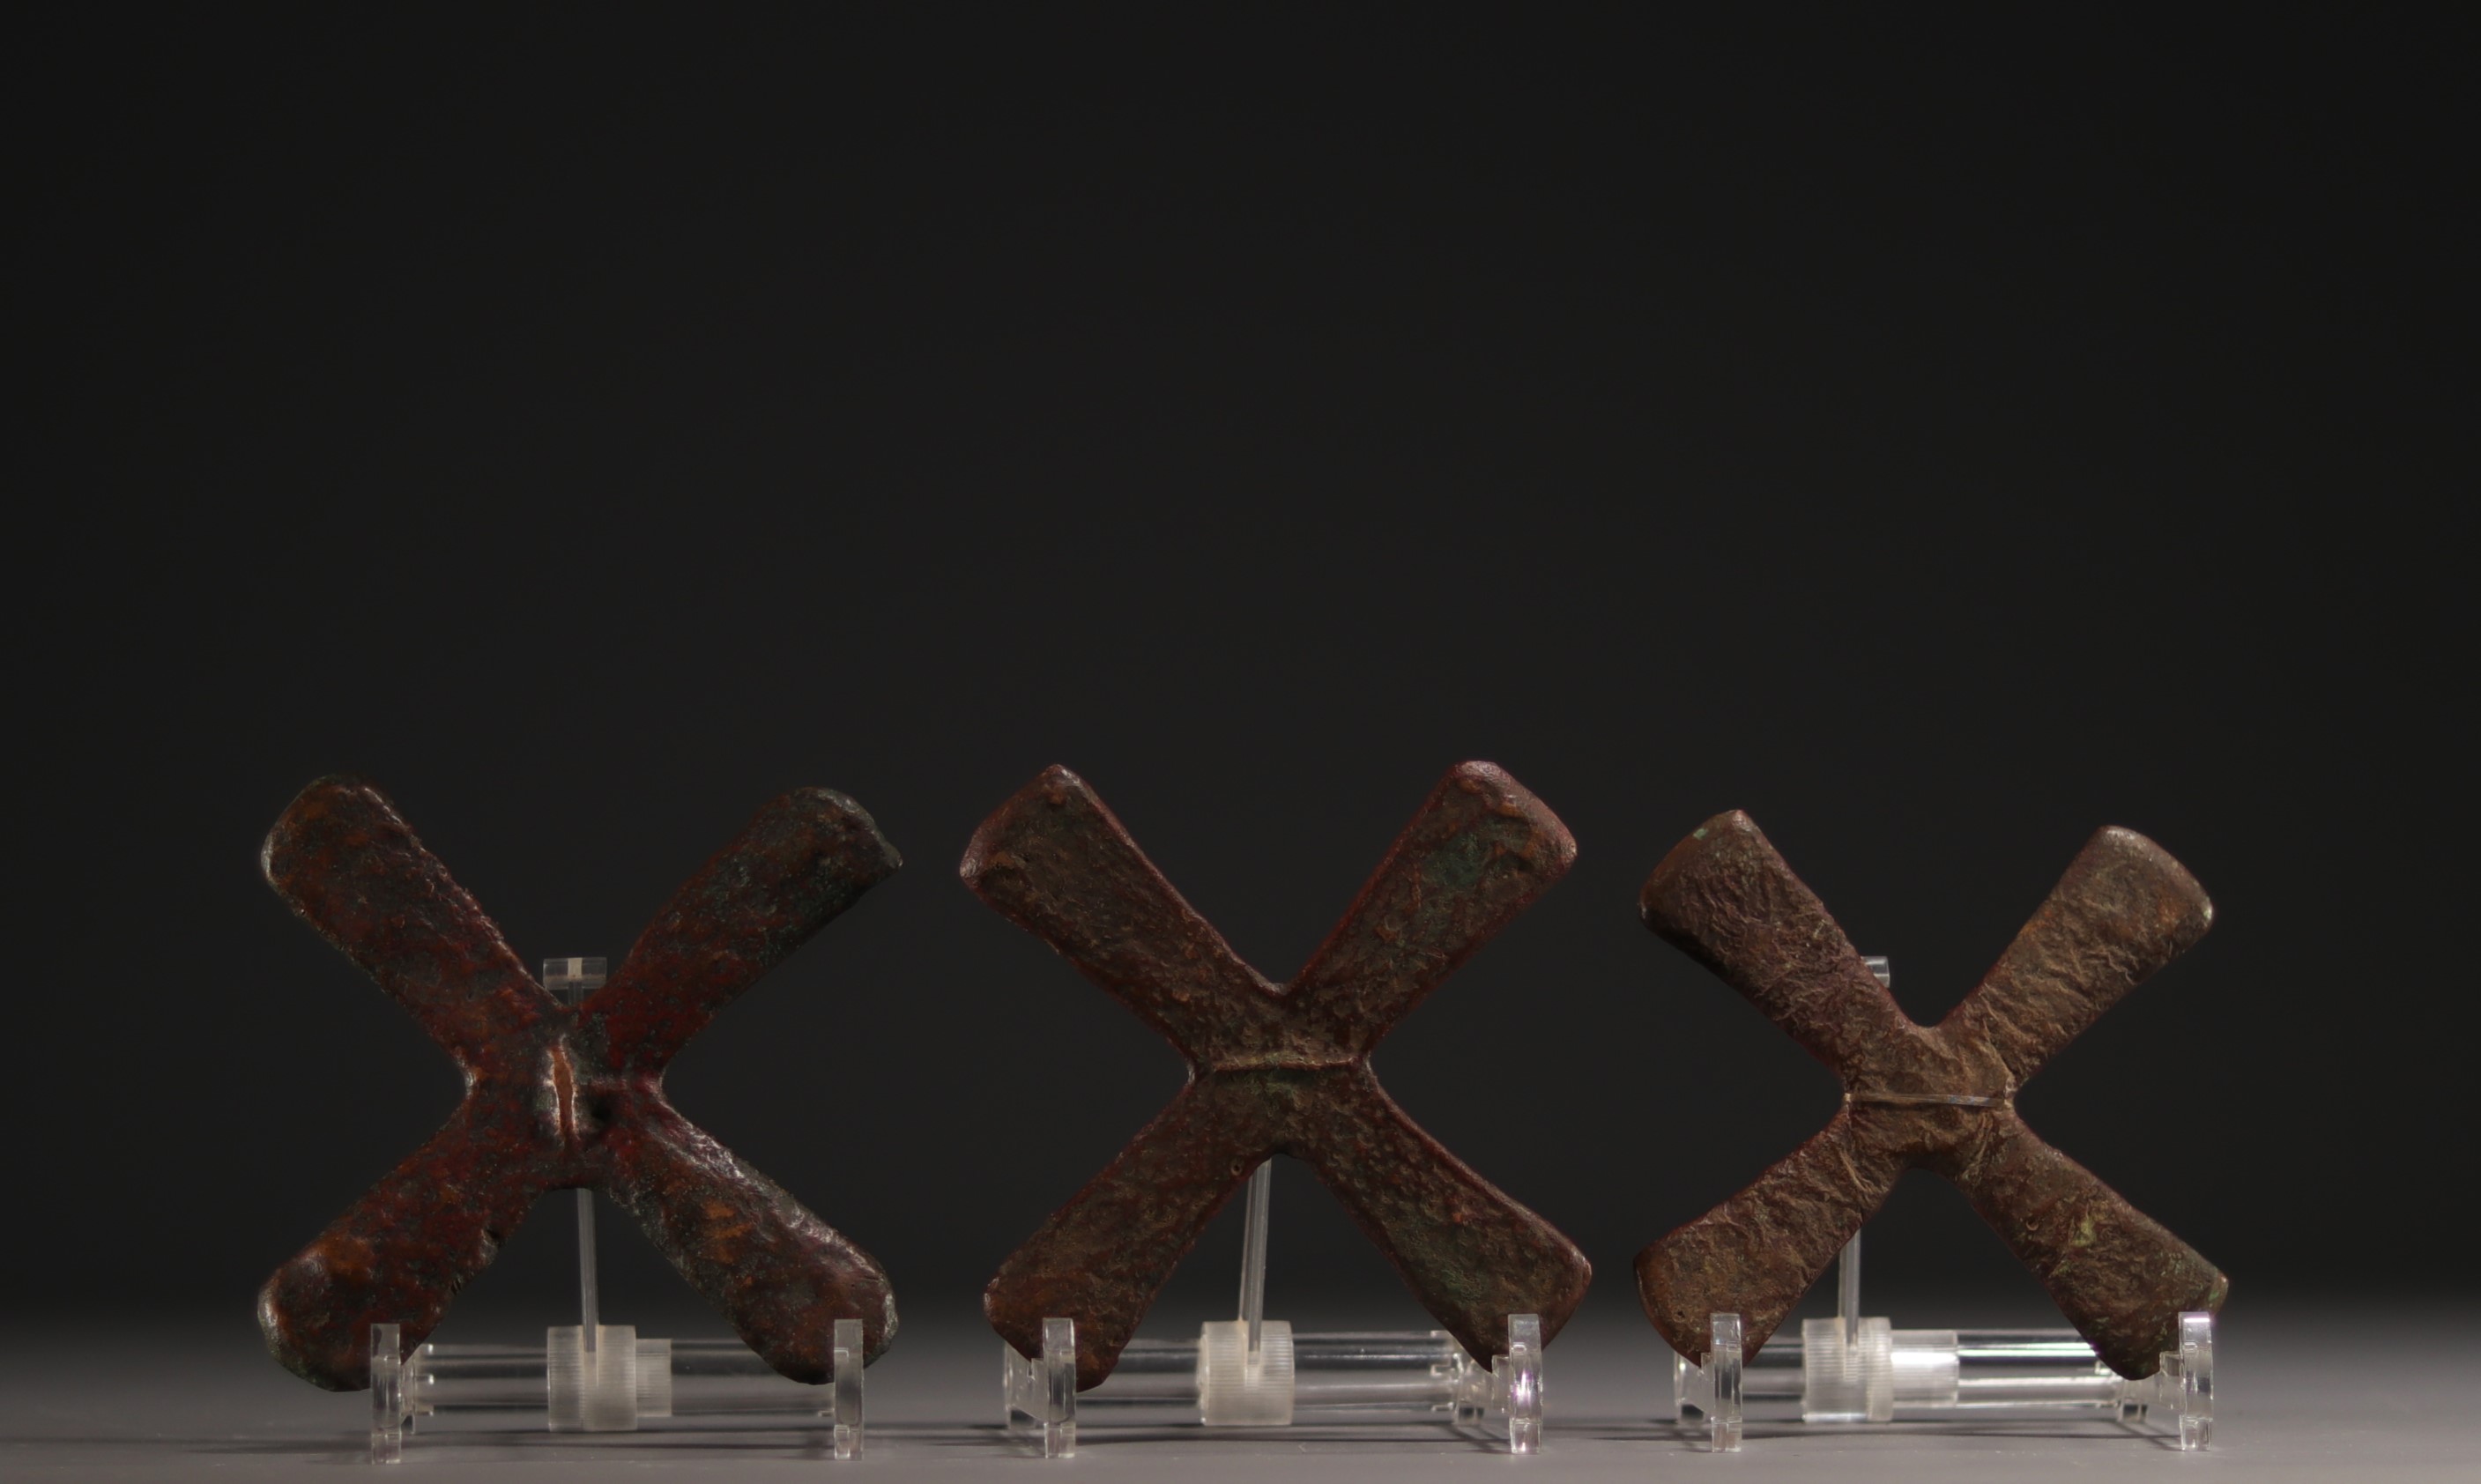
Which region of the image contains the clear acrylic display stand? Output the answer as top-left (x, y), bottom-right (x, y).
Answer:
top-left (1000, 1161), bottom-right (1545, 1458)
top-left (365, 958), bottom-right (866, 1464)
top-left (1666, 958), bottom-right (2216, 1454)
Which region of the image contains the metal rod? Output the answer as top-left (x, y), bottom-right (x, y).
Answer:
top-left (1237, 1161), bottom-right (1272, 1357)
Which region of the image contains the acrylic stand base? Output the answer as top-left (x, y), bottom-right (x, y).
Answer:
top-left (369, 1320), bottom-right (865, 1463)
top-left (999, 1163), bottom-right (1545, 1458)
top-left (1003, 1315), bottom-right (1543, 1458)
top-left (1669, 1307), bottom-right (2215, 1453)
top-left (360, 957), bottom-right (869, 1464)
top-left (1664, 957), bottom-right (2218, 1455)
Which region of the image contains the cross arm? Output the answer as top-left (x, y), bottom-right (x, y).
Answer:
top-left (1633, 1107), bottom-right (1904, 1362)
top-left (1291, 1069), bottom-right (1593, 1364)
top-left (1949, 1115), bottom-right (2228, 1377)
top-left (598, 1097), bottom-right (897, 1383)
top-left (961, 766), bottom-right (1276, 1059)
top-left (261, 775), bottom-right (552, 1069)
top-left (984, 1078), bottom-right (1269, 1389)
top-left (257, 1109), bottom-right (553, 1391)
top-left (1640, 811), bottom-right (1911, 1075)
top-left (1287, 761), bottom-right (1576, 1053)
top-left (1942, 826), bottom-right (2213, 1088)
top-left (586, 789), bottom-right (901, 1073)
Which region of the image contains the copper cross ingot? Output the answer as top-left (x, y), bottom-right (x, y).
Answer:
top-left (257, 775), bottom-right (901, 1391)
top-left (968, 762), bottom-right (1593, 1390)
top-left (1634, 811), bottom-right (2229, 1379)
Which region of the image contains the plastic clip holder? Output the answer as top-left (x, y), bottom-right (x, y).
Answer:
top-left (830, 1317), bottom-right (865, 1459)
top-left (1199, 1318), bottom-right (1296, 1426)
top-left (369, 1324), bottom-right (405, 1465)
top-left (547, 1324), bottom-right (641, 1432)
top-left (1801, 1315), bottom-right (1895, 1422)
top-left (1670, 1313), bottom-right (1745, 1453)
top-left (1494, 1313), bottom-right (1544, 1454)
top-left (1005, 1317), bottom-right (1080, 1458)
top-left (2175, 1310), bottom-right (2214, 1451)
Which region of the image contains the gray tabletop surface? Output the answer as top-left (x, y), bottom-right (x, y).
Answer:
top-left (4, 1299), bottom-right (2467, 1481)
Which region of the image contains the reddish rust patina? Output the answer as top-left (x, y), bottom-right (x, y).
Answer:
top-left (1635, 811), bottom-right (2228, 1379)
top-left (968, 762), bottom-right (1593, 1390)
top-left (257, 775), bottom-right (900, 1391)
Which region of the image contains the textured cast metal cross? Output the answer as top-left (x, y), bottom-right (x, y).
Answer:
top-left (969, 763), bottom-right (1594, 1389)
top-left (258, 775), bottom-right (901, 1391)
top-left (1634, 811), bottom-right (2228, 1378)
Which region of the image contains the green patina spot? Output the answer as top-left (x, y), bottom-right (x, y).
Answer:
top-left (2074, 1213), bottom-right (2098, 1247)
top-left (1420, 834), bottom-right (1491, 894)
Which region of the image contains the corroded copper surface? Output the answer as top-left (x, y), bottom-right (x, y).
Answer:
top-left (258, 776), bottom-right (900, 1391)
top-left (969, 763), bottom-right (1593, 1390)
top-left (1634, 812), bottom-right (2228, 1379)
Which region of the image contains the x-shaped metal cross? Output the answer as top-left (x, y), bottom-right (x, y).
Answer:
top-left (968, 762), bottom-right (1594, 1390)
top-left (258, 775), bottom-right (900, 1391)
top-left (1633, 811), bottom-right (2228, 1378)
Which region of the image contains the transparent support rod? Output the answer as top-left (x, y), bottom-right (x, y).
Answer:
top-left (1838, 1234), bottom-right (1861, 1347)
top-left (398, 1325), bottom-right (865, 1437)
top-left (1845, 953), bottom-right (1882, 1356)
top-left (575, 1190), bottom-right (599, 1347)
top-left (1237, 1161), bottom-right (1271, 1357)
top-left (544, 958), bottom-right (609, 1356)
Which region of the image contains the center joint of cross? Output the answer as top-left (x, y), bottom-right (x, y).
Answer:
top-left (1191, 1043), bottom-right (1364, 1076)
top-left (1841, 1065), bottom-right (2023, 1161)
top-left (1840, 1028), bottom-right (2017, 1123)
top-left (523, 1032), bottom-right (635, 1154)
top-left (1845, 1086), bottom-right (2015, 1109)
top-left (1191, 1057), bottom-right (1369, 1089)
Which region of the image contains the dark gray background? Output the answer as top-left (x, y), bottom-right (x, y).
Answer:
top-left (12, 4), bottom-right (2470, 1361)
